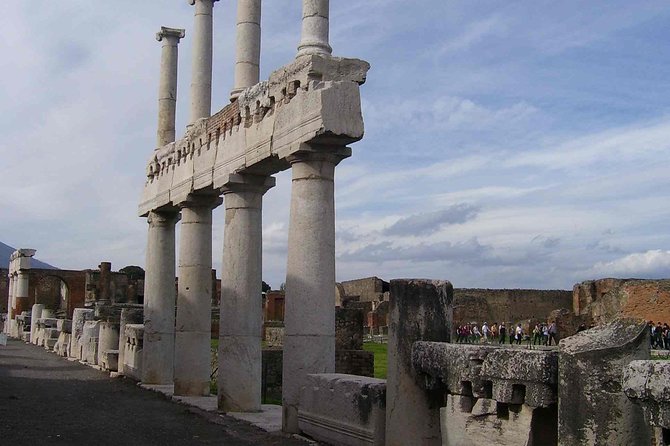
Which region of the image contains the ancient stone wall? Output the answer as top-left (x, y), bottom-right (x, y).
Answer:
top-left (340, 277), bottom-right (388, 303)
top-left (335, 307), bottom-right (364, 350)
top-left (453, 288), bottom-right (573, 329)
top-left (334, 350), bottom-right (374, 377)
top-left (574, 278), bottom-right (670, 325)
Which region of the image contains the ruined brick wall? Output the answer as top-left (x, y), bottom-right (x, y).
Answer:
top-left (340, 277), bottom-right (388, 302)
top-left (574, 279), bottom-right (670, 325)
top-left (453, 288), bottom-right (573, 328)
top-left (265, 291), bottom-right (285, 321)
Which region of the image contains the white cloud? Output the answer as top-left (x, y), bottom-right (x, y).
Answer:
top-left (588, 250), bottom-right (670, 278)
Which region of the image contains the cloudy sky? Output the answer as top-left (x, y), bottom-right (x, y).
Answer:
top-left (2, 0), bottom-right (669, 290)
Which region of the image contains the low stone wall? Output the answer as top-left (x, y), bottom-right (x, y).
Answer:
top-left (412, 342), bottom-right (558, 446)
top-left (298, 373), bottom-right (386, 446)
top-left (123, 324), bottom-right (144, 380)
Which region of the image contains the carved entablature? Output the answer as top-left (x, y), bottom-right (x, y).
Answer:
top-left (139, 54), bottom-right (370, 216)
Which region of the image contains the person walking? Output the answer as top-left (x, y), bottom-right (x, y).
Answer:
top-left (532, 323), bottom-right (542, 345)
top-left (482, 322), bottom-right (490, 344)
top-left (548, 321), bottom-right (558, 346)
top-left (499, 323), bottom-right (506, 344)
top-left (515, 324), bottom-right (523, 345)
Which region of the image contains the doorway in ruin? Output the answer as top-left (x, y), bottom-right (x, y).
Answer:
top-left (35, 275), bottom-right (70, 317)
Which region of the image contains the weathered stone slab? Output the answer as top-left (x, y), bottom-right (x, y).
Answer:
top-left (623, 360), bottom-right (670, 429)
top-left (123, 324), bottom-right (144, 381)
top-left (298, 373), bottom-right (385, 446)
top-left (440, 395), bottom-right (556, 446)
top-left (81, 321), bottom-right (101, 364)
top-left (386, 279), bottom-right (453, 446)
top-left (558, 319), bottom-right (650, 445)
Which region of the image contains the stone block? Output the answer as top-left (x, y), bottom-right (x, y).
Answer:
top-left (298, 373), bottom-right (386, 446)
top-left (97, 322), bottom-right (119, 367)
top-left (123, 324), bottom-right (144, 381)
top-left (558, 319), bottom-right (650, 445)
top-left (56, 319), bottom-right (72, 333)
top-left (54, 332), bottom-right (71, 357)
top-left (440, 395), bottom-right (556, 446)
top-left (386, 279), bottom-right (453, 446)
top-left (101, 350), bottom-right (119, 372)
top-left (623, 360), bottom-right (670, 429)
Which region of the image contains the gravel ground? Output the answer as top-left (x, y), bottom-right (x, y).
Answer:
top-left (0, 339), bottom-right (308, 446)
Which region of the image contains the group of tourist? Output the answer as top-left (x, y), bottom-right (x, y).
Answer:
top-left (648, 321), bottom-right (670, 349)
top-left (455, 321), bottom-right (558, 346)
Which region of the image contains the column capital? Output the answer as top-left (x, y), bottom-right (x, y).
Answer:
top-left (220, 173), bottom-right (276, 195)
top-left (188, 0), bottom-right (220, 5)
top-left (177, 193), bottom-right (223, 210)
top-left (147, 209), bottom-right (181, 226)
top-left (286, 144), bottom-right (352, 166)
top-left (156, 26), bottom-right (186, 43)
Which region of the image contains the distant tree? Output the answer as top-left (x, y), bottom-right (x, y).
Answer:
top-left (262, 281), bottom-right (271, 293)
top-left (120, 265), bottom-right (145, 280)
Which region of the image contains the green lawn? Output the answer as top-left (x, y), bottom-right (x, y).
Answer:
top-left (363, 341), bottom-right (388, 379)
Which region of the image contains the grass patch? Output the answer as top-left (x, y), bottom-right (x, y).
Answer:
top-left (364, 341), bottom-right (388, 379)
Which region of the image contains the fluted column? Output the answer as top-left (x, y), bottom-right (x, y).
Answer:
top-left (297, 0), bottom-right (332, 57)
top-left (188, 0), bottom-right (218, 124)
top-left (230, 0), bottom-right (261, 101)
top-left (174, 194), bottom-right (221, 396)
top-left (142, 210), bottom-right (180, 385)
top-left (282, 146), bottom-right (350, 433)
top-left (218, 174), bottom-right (275, 412)
top-left (156, 26), bottom-right (185, 147)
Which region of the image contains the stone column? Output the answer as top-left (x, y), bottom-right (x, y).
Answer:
top-left (282, 147), bottom-right (350, 433)
top-left (218, 174), bottom-right (275, 412)
top-left (230, 0), bottom-right (261, 101)
top-left (297, 0), bottom-right (332, 57)
top-left (14, 271), bottom-right (30, 322)
top-left (188, 0), bottom-right (218, 124)
top-left (155, 26), bottom-right (185, 147)
top-left (174, 194), bottom-right (221, 396)
top-left (142, 210), bottom-right (179, 385)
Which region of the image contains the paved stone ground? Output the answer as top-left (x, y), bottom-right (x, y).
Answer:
top-left (0, 339), bottom-right (308, 445)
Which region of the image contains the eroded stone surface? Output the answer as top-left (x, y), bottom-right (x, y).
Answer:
top-left (298, 373), bottom-right (386, 446)
top-left (558, 319), bottom-right (650, 445)
top-left (624, 360), bottom-right (670, 429)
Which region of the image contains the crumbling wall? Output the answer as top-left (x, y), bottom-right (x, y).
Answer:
top-left (453, 288), bottom-right (573, 329)
top-left (574, 279), bottom-right (670, 325)
top-left (340, 277), bottom-right (388, 303)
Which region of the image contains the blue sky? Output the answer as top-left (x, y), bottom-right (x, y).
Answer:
top-left (1, 1), bottom-right (669, 289)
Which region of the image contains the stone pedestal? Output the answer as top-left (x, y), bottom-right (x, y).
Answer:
top-left (230, 0), bottom-right (261, 100)
top-left (188, 0), bottom-right (218, 123)
top-left (385, 279), bottom-right (453, 446)
top-left (155, 26), bottom-right (185, 147)
top-left (5, 275), bottom-right (13, 335)
top-left (297, 0), bottom-right (332, 57)
top-left (282, 148), bottom-right (348, 433)
top-left (174, 195), bottom-right (220, 396)
top-left (218, 174), bottom-right (274, 412)
top-left (30, 304), bottom-right (44, 344)
top-left (14, 271), bottom-right (30, 329)
top-left (118, 308), bottom-right (143, 375)
top-left (98, 322), bottom-right (120, 367)
top-left (558, 319), bottom-right (650, 446)
top-left (142, 210), bottom-right (179, 385)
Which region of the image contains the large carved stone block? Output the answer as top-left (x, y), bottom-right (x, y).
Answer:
top-left (298, 373), bottom-right (386, 446)
top-left (558, 319), bottom-right (650, 446)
